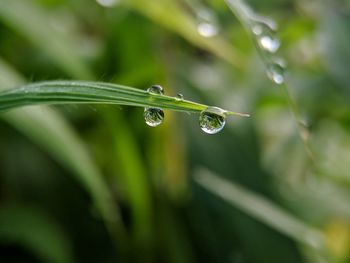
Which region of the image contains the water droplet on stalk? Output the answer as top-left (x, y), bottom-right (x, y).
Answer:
top-left (252, 24), bottom-right (264, 35)
top-left (176, 93), bottom-right (184, 101)
top-left (267, 59), bottom-right (286, 85)
top-left (147, 85), bottom-right (164, 95)
top-left (197, 23), bottom-right (218, 38)
top-left (197, 9), bottom-right (219, 38)
top-left (144, 85), bottom-right (165, 127)
top-left (199, 107), bottom-right (226, 134)
top-left (96, 0), bottom-right (119, 7)
top-left (258, 35), bottom-right (280, 53)
top-left (251, 18), bottom-right (277, 34)
top-left (252, 21), bottom-right (280, 53)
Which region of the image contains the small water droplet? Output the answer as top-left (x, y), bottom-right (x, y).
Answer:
top-left (258, 35), bottom-right (280, 53)
top-left (197, 9), bottom-right (219, 38)
top-left (176, 93), bottom-right (184, 101)
top-left (96, 0), bottom-right (119, 7)
top-left (267, 59), bottom-right (286, 85)
top-left (252, 20), bottom-right (280, 53)
top-left (144, 108), bottom-right (164, 127)
top-left (147, 84), bottom-right (164, 95)
top-left (199, 107), bottom-right (226, 134)
top-left (197, 22), bottom-right (218, 38)
top-left (252, 24), bottom-right (263, 35)
top-left (251, 18), bottom-right (277, 34)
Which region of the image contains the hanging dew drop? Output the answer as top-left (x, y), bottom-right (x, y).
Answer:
top-left (144, 108), bottom-right (164, 127)
top-left (144, 85), bottom-right (165, 127)
top-left (199, 107), bottom-right (226, 134)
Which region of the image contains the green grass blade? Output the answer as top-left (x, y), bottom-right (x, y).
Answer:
top-left (0, 80), bottom-right (249, 117)
top-left (194, 168), bottom-right (326, 249)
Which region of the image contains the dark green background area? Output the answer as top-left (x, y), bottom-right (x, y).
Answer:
top-left (0, 0), bottom-right (349, 262)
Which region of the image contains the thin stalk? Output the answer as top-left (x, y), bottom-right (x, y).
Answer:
top-left (225, 0), bottom-right (314, 160)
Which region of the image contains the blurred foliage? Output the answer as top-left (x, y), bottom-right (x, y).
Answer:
top-left (0, 0), bottom-right (350, 262)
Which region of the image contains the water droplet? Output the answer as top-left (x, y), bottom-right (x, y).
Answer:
top-left (144, 85), bottom-right (165, 127)
top-left (258, 35), bottom-right (280, 53)
top-left (96, 0), bottom-right (119, 7)
top-left (197, 22), bottom-right (218, 38)
top-left (252, 24), bottom-right (263, 35)
top-left (252, 20), bottom-right (280, 53)
top-left (267, 59), bottom-right (286, 85)
top-left (176, 93), bottom-right (184, 101)
top-left (144, 108), bottom-right (164, 127)
top-left (199, 107), bottom-right (226, 134)
top-left (147, 84), bottom-right (164, 95)
top-left (251, 18), bottom-right (277, 34)
top-left (197, 9), bottom-right (219, 38)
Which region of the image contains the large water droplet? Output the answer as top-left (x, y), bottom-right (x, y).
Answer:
top-left (267, 59), bottom-right (286, 85)
top-left (144, 108), bottom-right (164, 127)
top-left (144, 85), bottom-right (165, 127)
top-left (199, 107), bottom-right (226, 134)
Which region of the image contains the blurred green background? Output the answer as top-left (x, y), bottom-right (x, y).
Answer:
top-left (0, 0), bottom-right (350, 262)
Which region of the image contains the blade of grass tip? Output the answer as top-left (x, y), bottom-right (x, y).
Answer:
top-left (194, 168), bottom-right (326, 250)
top-left (0, 59), bottom-right (126, 242)
top-left (0, 204), bottom-right (75, 263)
top-left (224, 0), bottom-right (314, 160)
top-left (0, 0), bottom-right (93, 79)
top-left (225, 111), bottom-right (250, 117)
top-left (125, 0), bottom-right (244, 68)
top-left (0, 81), bottom-right (249, 117)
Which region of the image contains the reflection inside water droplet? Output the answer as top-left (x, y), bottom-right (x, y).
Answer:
top-left (144, 108), bottom-right (164, 127)
top-left (144, 85), bottom-right (165, 127)
top-left (199, 107), bottom-right (226, 134)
